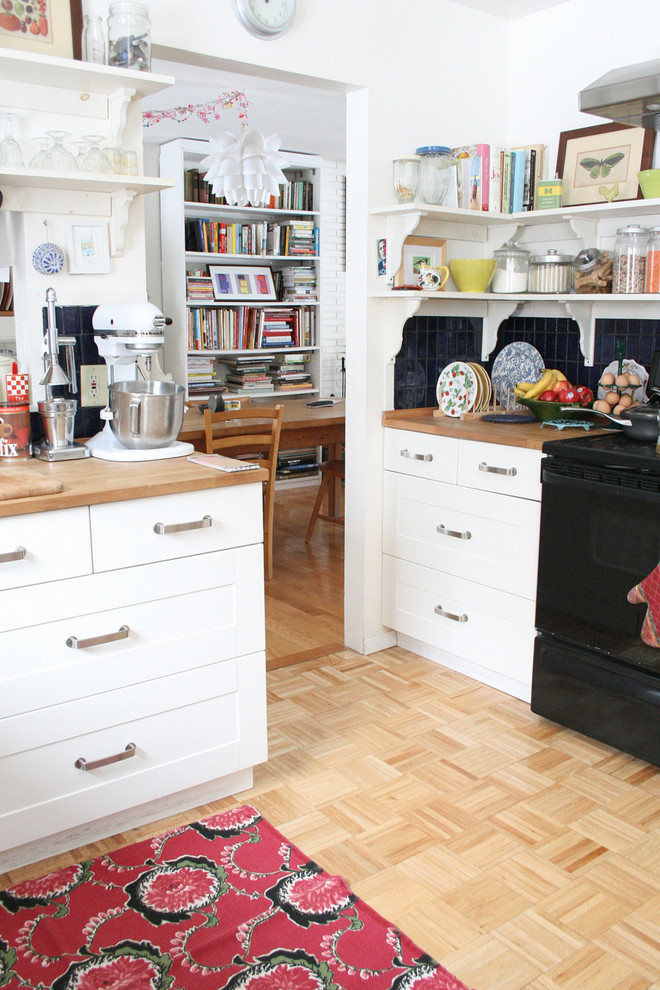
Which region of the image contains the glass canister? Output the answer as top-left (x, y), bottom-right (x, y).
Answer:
top-left (392, 155), bottom-right (420, 203)
top-left (528, 248), bottom-right (573, 293)
top-left (416, 146), bottom-right (451, 205)
top-left (491, 241), bottom-right (530, 293)
top-left (645, 227), bottom-right (660, 293)
top-left (572, 247), bottom-right (613, 294)
top-left (107, 1), bottom-right (151, 71)
top-left (612, 224), bottom-right (648, 293)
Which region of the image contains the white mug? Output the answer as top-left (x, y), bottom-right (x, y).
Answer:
top-left (0, 357), bottom-right (17, 403)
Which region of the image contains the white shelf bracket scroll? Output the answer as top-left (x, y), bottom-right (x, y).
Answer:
top-left (385, 209), bottom-right (426, 280)
top-left (481, 299), bottom-right (521, 362)
top-left (109, 188), bottom-right (138, 256)
top-left (108, 87), bottom-right (137, 147)
top-left (565, 215), bottom-right (598, 248)
top-left (486, 223), bottom-right (522, 255)
top-left (384, 295), bottom-right (423, 362)
top-left (565, 300), bottom-right (595, 367)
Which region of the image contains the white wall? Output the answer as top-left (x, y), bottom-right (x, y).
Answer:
top-left (319, 159), bottom-right (346, 398)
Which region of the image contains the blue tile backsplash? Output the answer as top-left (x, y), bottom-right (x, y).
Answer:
top-left (394, 315), bottom-right (660, 408)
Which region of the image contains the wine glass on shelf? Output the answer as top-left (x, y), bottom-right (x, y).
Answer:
top-left (43, 131), bottom-right (77, 171)
top-left (78, 134), bottom-right (113, 174)
top-left (0, 113), bottom-right (25, 166)
top-left (29, 136), bottom-right (52, 169)
top-left (70, 139), bottom-right (91, 166)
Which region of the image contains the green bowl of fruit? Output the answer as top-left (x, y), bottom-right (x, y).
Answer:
top-left (520, 392), bottom-right (594, 422)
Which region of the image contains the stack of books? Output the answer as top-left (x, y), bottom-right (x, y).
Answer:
top-left (267, 220), bottom-right (318, 257)
top-left (445, 143), bottom-right (548, 213)
top-left (259, 309), bottom-right (299, 348)
top-left (276, 448), bottom-right (319, 481)
top-left (183, 169), bottom-right (313, 212)
top-left (186, 275), bottom-right (214, 301)
top-left (281, 266), bottom-right (318, 302)
top-left (270, 352), bottom-right (314, 392)
top-left (221, 355), bottom-right (274, 393)
top-left (187, 354), bottom-right (224, 399)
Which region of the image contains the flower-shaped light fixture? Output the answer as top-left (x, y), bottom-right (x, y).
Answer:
top-left (200, 129), bottom-right (290, 207)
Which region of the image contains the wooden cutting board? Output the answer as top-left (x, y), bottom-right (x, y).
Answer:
top-left (0, 476), bottom-right (64, 501)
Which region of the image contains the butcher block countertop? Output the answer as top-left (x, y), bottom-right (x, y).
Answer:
top-left (382, 407), bottom-right (607, 449)
top-left (0, 456), bottom-right (268, 518)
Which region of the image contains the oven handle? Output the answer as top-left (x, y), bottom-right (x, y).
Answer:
top-left (541, 465), bottom-right (660, 503)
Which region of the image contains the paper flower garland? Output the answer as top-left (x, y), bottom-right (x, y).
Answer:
top-left (200, 129), bottom-right (290, 207)
top-left (142, 91), bottom-right (249, 128)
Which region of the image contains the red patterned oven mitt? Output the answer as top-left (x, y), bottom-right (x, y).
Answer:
top-left (627, 563), bottom-right (660, 648)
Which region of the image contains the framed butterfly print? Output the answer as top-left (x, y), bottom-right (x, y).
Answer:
top-left (556, 122), bottom-right (655, 206)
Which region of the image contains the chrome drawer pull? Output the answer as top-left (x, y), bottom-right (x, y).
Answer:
top-left (0, 546), bottom-right (26, 564)
top-left (66, 624), bottom-right (130, 650)
top-left (437, 524), bottom-right (471, 541)
top-left (434, 605), bottom-right (468, 623)
top-left (400, 448), bottom-right (433, 462)
top-left (478, 461), bottom-right (517, 477)
top-left (153, 514), bottom-right (212, 535)
top-left (75, 742), bottom-right (136, 772)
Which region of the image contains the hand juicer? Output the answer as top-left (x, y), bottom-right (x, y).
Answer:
top-left (85, 301), bottom-right (194, 461)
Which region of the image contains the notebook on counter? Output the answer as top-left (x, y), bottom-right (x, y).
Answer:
top-left (187, 453), bottom-right (260, 473)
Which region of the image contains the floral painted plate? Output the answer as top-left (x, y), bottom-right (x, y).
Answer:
top-left (437, 361), bottom-right (478, 417)
top-left (491, 341), bottom-right (544, 392)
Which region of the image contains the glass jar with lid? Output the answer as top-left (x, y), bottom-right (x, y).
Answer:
top-left (107, 0), bottom-right (151, 71)
top-left (572, 247), bottom-right (613, 294)
top-left (416, 146), bottom-right (451, 205)
top-left (612, 224), bottom-right (648, 293)
top-left (528, 248), bottom-right (573, 293)
top-left (491, 241), bottom-right (529, 293)
top-left (645, 227), bottom-right (660, 293)
top-left (392, 155), bottom-right (420, 203)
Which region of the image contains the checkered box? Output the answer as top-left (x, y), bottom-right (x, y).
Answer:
top-left (5, 374), bottom-right (29, 404)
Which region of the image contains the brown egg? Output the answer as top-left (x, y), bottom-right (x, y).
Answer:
top-left (628, 373), bottom-right (640, 386)
top-left (601, 372), bottom-right (615, 386)
top-left (613, 403), bottom-right (627, 415)
top-left (593, 399), bottom-right (612, 413)
top-left (618, 392), bottom-right (633, 408)
top-left (605, 390), bottom-right (619, 406)
top-left (615, 373), bottom-right (629, 388)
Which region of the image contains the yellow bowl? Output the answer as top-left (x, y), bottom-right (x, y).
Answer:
top-left (637, 169), bottom-right (660, 199)
top-left (449, 258), bottom-right (496, 293)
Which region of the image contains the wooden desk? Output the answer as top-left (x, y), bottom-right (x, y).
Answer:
top-left (180, 398), bottom-right (345, 514)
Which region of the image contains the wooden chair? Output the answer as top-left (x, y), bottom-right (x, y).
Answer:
top-left (305, 459), bottom-right (345, 543)
top-left (203, 404), bottom-right (283, 580)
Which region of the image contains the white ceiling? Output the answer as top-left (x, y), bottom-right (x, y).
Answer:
top-left (445, 0), bottom-right (569, 16)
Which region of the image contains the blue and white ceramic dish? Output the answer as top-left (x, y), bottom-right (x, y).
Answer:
top-left (32, 242), bottom-right (64, 276)
top-left (491, 341), bottom-right (544, 391)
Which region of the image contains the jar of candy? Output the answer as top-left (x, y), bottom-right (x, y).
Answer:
top-left (416, 146), bottom-right (451, 205)
top-left (392, 155), bottom-right (420, 203)
top-left (645, 227), bottom-right (660, 293)
top-left (108, 1), bottom-right (151, 71)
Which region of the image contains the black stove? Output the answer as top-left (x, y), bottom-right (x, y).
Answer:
top-left (542, 430), bottom-right (660, 473)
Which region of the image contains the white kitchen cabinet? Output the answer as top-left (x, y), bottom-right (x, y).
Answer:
top-left (0, 482), bottom-right (266, 872)
top-left (382, 427), bottom-right (541, 700)
top-left (371, 198), bottom-right (660, 367)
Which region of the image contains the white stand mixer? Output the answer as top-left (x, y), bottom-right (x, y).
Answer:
top-left (85, 302), bottom-right (194, 462)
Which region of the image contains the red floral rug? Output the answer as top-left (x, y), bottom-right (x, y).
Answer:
top-left (0, 804), bottom-right (473, 990)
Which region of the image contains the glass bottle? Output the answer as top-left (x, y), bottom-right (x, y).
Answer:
top-left (491, 241), bottom-right (529, 293)
top-left (645, 227), bottom-right (660, 293)
top-left (392, 155), bottom-right (420, 203)
top-left (108, 1), bottom-right (151, 71)
top-left (416, 146), bottom-right (451, 205)
top-left (612, 225), bottom-right (648, 293)
top-left (82, 14), bottom-right (106, 64)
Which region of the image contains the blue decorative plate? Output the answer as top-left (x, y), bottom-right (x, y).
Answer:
top-left (491, 341), bottom-right (544, 391)
top-left (32, 242), bottom-right (64, 275)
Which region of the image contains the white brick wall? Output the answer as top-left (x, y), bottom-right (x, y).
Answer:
top-left (319, 159), bottom-right (346, 398)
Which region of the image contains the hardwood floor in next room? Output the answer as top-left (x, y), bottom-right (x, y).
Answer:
top-left (266, 482), bottom-right (345, 669)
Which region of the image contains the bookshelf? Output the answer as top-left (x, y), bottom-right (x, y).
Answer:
top-left (159, 139), bottom-right (323, 400)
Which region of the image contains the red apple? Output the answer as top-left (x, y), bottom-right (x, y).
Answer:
top-left (557, 387), bottom-right (580, 404)
top-left (550, 378), bottom-right (571, 394)
top-left (576, 386), bottom-right (594, 407)
top-left (538, 390), bottom-right (557, 401)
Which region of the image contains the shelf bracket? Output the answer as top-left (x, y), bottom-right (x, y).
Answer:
top-left (108, 86), bottom-right (137, 147)
top-left (385, 295), bottom-right (423, 362)
top-left (564, 215), bottom-right (598, 248)
top-left (481, 299), bottom-right (521, 361)
top-left (487, 223), bottom-right (522, 254)
top-left (385, 209), bottom-right (426, 280)
top-left (109, 188), bottom-right (138, 256)
top-left (564, 299), bottom-right (595, 366)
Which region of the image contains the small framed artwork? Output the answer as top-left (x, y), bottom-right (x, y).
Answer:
top-left (377, 238), bottom-right (387, 275)
top-left (208, 265), bottom-right (277, 301)
top-left (0, 0), bottom-right (82, 59)
top-left (394, 235), bottom-right (447, 288)
top-left (66, 222), bottom-right (110, 275)
top-left (556, 122), bottom-right (655, 206)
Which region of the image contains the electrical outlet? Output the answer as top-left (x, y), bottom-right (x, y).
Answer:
top-left (80, 364), bottom-right (108, 407)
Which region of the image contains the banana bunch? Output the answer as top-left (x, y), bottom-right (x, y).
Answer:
top-left (514, 368), bottom-right (567, 400)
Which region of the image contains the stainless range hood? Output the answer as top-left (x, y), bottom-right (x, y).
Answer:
top-left (579, 58), bottom-right (660, 130)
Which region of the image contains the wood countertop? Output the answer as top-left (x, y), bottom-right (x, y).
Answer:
top-left (382, 407), bottom-right (608, 450)
top-left (179, 397), bottom-right (346, 447)
top-left (0, 455), bottom-right (268, 518)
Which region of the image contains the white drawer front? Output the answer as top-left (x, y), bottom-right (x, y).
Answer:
top-left (457, 440), bottom-right (542, 501)
top-left (383, 472), bottom-right (541, 599)
top-left (0, 507), bottom-right (91, 591)
top-left (382, 554), bottom-right (535, 685)
top-left (90, 484), bottom-right (263, 571)
top-left (0, 545), bottom-right (265, 715)
top-left (0, 652), bottom-right (267, 851)
top-left (384, 428), bottom-right (458, 483)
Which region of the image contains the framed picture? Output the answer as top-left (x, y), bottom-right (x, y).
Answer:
top-left (66, 222), bottom-right (110, 275)
top-left (394, 235), bottom-right (447, 288)
top-left (208, 264), bottom-right (277, 301)
top-left (556, 122), bottom-right (655, 206)
top-left (0, 0), bottom-right (82, 59)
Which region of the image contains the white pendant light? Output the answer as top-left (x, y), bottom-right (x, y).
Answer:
top-left (201, 128), bottom-right (290, 207)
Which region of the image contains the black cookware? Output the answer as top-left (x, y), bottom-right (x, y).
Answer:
top-left (563, 403), bottom-right (660, 440)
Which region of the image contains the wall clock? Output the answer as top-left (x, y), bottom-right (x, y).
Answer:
top-left (233, 0), bottom-right (296, 38)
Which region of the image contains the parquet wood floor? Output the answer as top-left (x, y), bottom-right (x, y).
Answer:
top-left (3, 485), bottom-right (660, 989)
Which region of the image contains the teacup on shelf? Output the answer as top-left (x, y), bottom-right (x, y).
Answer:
top-left (417, 263), bottom-right (449, 291)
